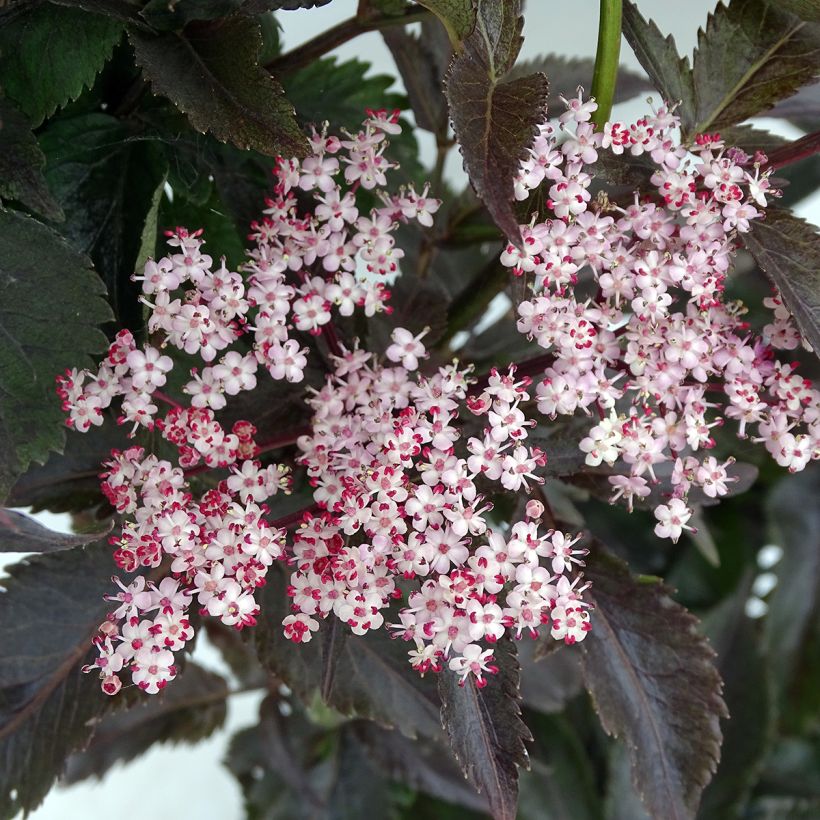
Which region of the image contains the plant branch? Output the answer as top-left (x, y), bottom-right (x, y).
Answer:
top-left (265, 6), bottom-right (432, 75)
top-left (590, 0), bottom-right (623, 130)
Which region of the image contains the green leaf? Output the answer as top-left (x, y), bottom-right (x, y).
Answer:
top-left (697, 586), bottom-right (774, 820)
top-left (0, 542), bottom-right (119, 817)
top-left (256, 566), bottom-right (441, 739)
top-left (159, 187), bottom-right (247, 271)
top-left (130, 17), bottom-right (307, 159)
top-left (0, 4), bottom-right (123, 127)
top-left (0, 209), bottom-right (112, 501)
top-left (580, 547), bottom-right (727, 820)
top-left (0, 508), bottom-right (109, 553)
top-left (64, 662), bottom-right (229, 783)
top-left (282, 56), bottom-right (405, 133)
top-left (692, 0), bottom-right (820, 134)
top-left (0, 97), bottom-right (63, 221)
top-left (417, 0), bottom-right (475, 48)
top-left (780, 0), bottom-right (820, 22)
top-left (444, 0), bottom-right (548, 246)
top-left (742, 207), bottom-right (820, 355)
top-left (622, 0), bottom-right (696, 133)
top-left (136, 171), bottom-right (168, 273)
top-left (39, 113), bottom-right (169, 328)
top-left (438, 638), bottom-right (531, 820)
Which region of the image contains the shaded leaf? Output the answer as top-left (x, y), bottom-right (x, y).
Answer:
top-left (742, 207), bottom-right (820, 355)
top-left (692, 0), bottom-right (820, 134)
top-left (0, 210), bottom-right (112, 501)
top-left (444, 0), bottom-right (548, 246)
top-left (766, 79), bottom-right (820, 123)
top-left (417, 0), bottom-right (475, 48)
top-left (508, 54), bottom-right (654, 111)
top-left (0, 508), bottom-right (109, 553)
top-left (130, 17), bottom-right (307, 159)
top-left (225, 696), bottom-right (333, 818)
top-left (580, 546), bottom-right (727, 820)
top-left (0, 97), bottom-right (62, 221)
top-left (0, 543), bottom-right (118, 817)
top-left (517, 638), bottom-right (582, 714)
top-left (64, 662), bottom-right (228, 783)
top-left (519, 714), bottom-right (601, 820)
top-left (382, 23), bottom-right (450, 136)
top-left (438, 638), bottom-right (531, 820)
top-left (0, 4), bottom-right (122, 127)
top-left (6, 418), bottom-right (128, 515)
top-left (282, 56), bottom-right (405, 133)
top-left (606, 743), bottom-right (651, 820)
top-left (39, 113), bottom-right (169, 329)
top-left (763, 468), bottom-right (820, 700)
top-left (622, 0), bottom-right (696, 133)
top-left (353, 721), bottom-right (488, 813)
top-left (256, 566), bottom-right (441, 739)
top-left (140, 0), bottom-right (333, 30)
top-left (697, 587), bottom-right (774, 820)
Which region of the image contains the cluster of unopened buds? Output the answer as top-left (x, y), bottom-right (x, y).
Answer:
top-left (57, 95), bottom-right (818, 696)
top-left (507, 93), bottom-right (819, 540)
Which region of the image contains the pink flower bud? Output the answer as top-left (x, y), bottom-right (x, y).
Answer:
top-left (525, 499), bottom-right (545, 520)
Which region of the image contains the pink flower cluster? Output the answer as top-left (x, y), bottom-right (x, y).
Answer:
top-left (84, 445), bottom-right (289, 694)
top-left (288, 348), bottom-right (590, 684)
top-left (506, 93), bottom-right (819, 540)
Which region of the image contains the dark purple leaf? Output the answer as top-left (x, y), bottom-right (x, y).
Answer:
top-left (0, 508), bottom-right (110, 553)
top-left (742, 207), bottom-right (820, 355)
top-left (622, 0), bottom-right (696, 133)
top-left (382, 22), bottom-right (450, 136)
top-left (0, 543), bottom-right (119, 816)
top-left (256, 566), bottom-right (441, 739)
top-left (353, 721), bottom-right (488, 813)
top-left (444, 0), bottom-right (548, 246)
top-left (580, 547), bottom-right (727, 820)
top-left (508, 53), bottom-right (653, 111)
top-left (438, 638), bottom-right (531, 820)
top-left (130, 18), bottom-right (307, 159)
top-left (64, 662), bottom-right (228, 783)
top-left (692, 0), bottom-right (820, 134)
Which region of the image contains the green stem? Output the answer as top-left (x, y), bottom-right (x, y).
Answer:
top-left (590, 0), bottom-right (623, 130)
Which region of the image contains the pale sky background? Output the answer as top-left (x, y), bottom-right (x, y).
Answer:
top-left (3, 1), bottom-right (813, 818)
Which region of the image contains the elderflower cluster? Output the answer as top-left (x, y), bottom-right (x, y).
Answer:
top-left (288, 350), bottom-right (590, 684)
top-left (507, 92), bottom-right (819, 541)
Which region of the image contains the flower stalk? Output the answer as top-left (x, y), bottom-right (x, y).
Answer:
top-left (590, 0), bottom-right (623, 130)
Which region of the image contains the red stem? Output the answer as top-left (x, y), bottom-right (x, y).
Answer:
top-left (767, 130), bottom-right (820, 171)
top-left (153, 390), bottom-right (182, 409)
